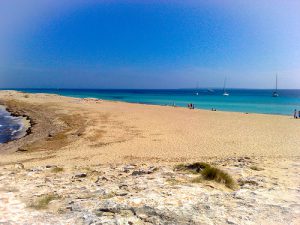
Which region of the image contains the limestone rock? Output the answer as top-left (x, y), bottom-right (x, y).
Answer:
top-left (132, 166), bottom-right (158, 176)
top-left (14, 163), bottom-right (25, 169)
top-left (74, 173), bottom-right (87, 178)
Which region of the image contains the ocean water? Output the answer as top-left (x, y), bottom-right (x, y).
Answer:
top-left (13, 88), bottom-right (300, 116)
top-left (0, 106), bottom-right (25, 144)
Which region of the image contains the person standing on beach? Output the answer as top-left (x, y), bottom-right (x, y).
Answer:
top-left (294, 109), bottom-right (298, 119)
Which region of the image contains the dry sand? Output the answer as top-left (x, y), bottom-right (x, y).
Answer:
top-left (0, 90), bottom-right (299, 166)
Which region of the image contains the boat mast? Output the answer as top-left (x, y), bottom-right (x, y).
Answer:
top-left (195, 81), bottom-right (199, 95)
top-left (223, 77), bottom-right (227, 93)
top-left (272, 74), bottom-right (279, 97)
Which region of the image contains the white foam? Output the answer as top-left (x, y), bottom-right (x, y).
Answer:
top-left (0, 106), bottom-right (28, 142)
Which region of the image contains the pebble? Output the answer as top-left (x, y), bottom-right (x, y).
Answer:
top-left (14, 163), bottom-right (24, 169)
top-left (74, 173), bottom-right (87, 178)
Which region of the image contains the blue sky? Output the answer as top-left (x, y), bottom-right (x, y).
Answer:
top-left (0, 0), bottom-right (299, 89)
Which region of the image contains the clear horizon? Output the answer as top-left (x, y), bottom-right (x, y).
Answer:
top-left (1, 1), bottom-right (300, 89)
top-left (2, 87), bottom-right (300, 91)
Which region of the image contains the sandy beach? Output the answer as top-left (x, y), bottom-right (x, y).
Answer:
top-left (0, 90), bottom-right (299, 224)
top-left (0, 90), bottom-right (299, 166)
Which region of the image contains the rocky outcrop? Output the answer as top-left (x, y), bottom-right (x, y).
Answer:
top-left (0, 157), bottom-right (299, 224)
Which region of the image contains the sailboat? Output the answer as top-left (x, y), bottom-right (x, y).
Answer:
top-left (272, 75), bottom-right (279, 97)
top-left (195, 82), bottom-right (199, 95)
top-left (223, 77), bottom-right (229, 96)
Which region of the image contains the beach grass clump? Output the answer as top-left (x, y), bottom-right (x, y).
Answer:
top-left (29, 194), bottom-right (59, 210)
top-left (51, 167), bottom-right (64, 173)
top-left (174, 162), bottom-right (210, 174)
top-left (175, 162), bottom-right (236, 189)
top-left (201, 166), bottom-right (236, 189)
top-left (250, 166), bottom-right (264, 171)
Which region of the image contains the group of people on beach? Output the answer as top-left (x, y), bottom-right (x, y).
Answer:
top-left (188, 103), bottom-right (195, 109)
top-left (294, 109), bottom-right (300, 119)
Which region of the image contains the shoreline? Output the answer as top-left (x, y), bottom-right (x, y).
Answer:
top-left (3, 105), bottom-right (33, 141)
top-left (100, 99), bottom-right (293, 117)
top-left (36, 92), bottom-right (294, 118)
top-left (13, 89), bottom-right (299, 116)
top-left (0, 93), bottom-right (66, 155)
top-left (0, 105), bottom-right (32, 144)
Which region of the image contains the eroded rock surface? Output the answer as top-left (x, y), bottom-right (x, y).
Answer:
top-left (0, 157), bottom-right (299, 225)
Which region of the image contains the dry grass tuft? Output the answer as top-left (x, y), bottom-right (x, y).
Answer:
top-left (28, 194), bottom-right (59, 210)
top-left (51, 167), bottom-right (64, 173)
top-left (175, 162), bottom-right (210, 174)
top-left (201, 166), bottom-right (236, 189)
top-left (175, 162), bottom-right (237, 189)
top-left (250, 166), bottom-right (264, 171)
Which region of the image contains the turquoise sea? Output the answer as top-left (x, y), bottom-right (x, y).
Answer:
top-left (14, 88), bottom-right (300, 116)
